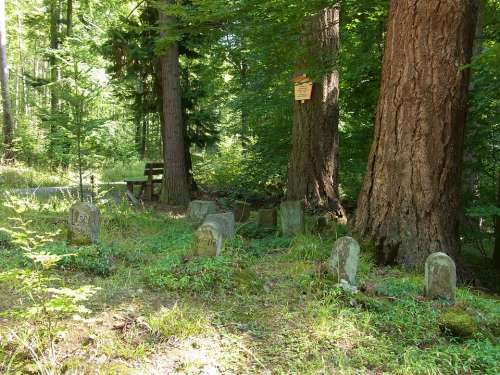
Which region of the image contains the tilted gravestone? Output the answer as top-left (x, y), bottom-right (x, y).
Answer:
top-left (257, 208), bottom-right (277, 229)
top-left (67, 202), bottom-right (100, 245)
top-left (425, 252), bottom-right (456, 303)
top-left (328, 236), bottom-right (360, 285)
top-left (194, 212), bottom-right (235, 257)
top-left (234, 201), bottom-right (251, 222)
top-left (280, 201), bottom-right (304, 236)
top-left (187, 200), bottom-right (217, 226)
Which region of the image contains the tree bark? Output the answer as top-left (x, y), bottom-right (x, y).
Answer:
top-left (48, 0), bottom-right (61, 161)
top-left (355, 0), bottom-right (478, 269)
top-left (159, 0), bottom-right (190, 205)
top-left (287, 6), bottom-right (343, 215)
top-left (494, 171), bottom-right (500, 271)
top-left (0, 0), bottom-right (14, 162)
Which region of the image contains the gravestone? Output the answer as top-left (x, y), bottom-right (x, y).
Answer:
top-left (425, 252), bottom-right (456, 303)
top-left (280, 201), bottom-right (304, 236)
top-left (187, 200), bottom-right (217, 226)
top-left (67, 202), bottom-right (100, 245)
top-left (257, 208), bottom-right (277, 229)
top-left (194, 212), bottom-right (235, 257)
top-left (328, 236), bottom-right (360, 285)
top-left (234, 201), bottom-right (251, 222)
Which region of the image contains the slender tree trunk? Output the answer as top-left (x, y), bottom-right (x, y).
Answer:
top-left (463, 0), bottom-right (484, 195)
top-left (48, 0), bottom-right (60, 161)
top-left (355, 0), bottom-right (478, 269)
top-left (240, 60), bottom-right (249, 144)
top-left (16, 14), bottom-right (26, 116)
top-left (159, 0), bottom-right (190, 205)
top-left (0, 0), bottom-right (14, 162)
top-left (66, 0), bottom-right (73, 36)
top-left (140, 115), bottom-right (147, 159)
top-left (494, 171), bottom-right (500, 271)
top-left (287, 6), bottom-right (343, 215)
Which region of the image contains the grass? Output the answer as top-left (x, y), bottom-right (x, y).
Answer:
top-left (0, 194), bottom-right (499, 374)
top-left (0, 161), bottom-right (146, 191)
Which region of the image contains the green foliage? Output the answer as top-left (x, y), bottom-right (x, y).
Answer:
top-left (144, 254), bottom-right (236, 293)
top-left (44, 242), bottom-right (115, 276)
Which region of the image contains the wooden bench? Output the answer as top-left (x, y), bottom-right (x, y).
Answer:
top-left (124, 162), bottom-right (163, 201)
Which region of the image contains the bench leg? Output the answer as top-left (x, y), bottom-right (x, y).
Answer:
top-left (126, 182), bottom-right (134, 196)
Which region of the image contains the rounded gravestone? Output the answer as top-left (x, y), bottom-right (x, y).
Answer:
top-left (194, 212), bottom-right (235, 257)
top-left (425, 252), bottom-right (456, 303)
top-left (67, 202), bottom-right (100, 245)
top-left (280, 201), bottom-right (304, 236)
top-left (328, 236), bottom-right (360, 285)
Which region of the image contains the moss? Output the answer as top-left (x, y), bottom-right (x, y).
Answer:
top-left (233, 268), bottom-right (264, 294)
top-left (439, 309), bottom-right (478, 339)
top-left (351, 292), bottom-right (392, 312)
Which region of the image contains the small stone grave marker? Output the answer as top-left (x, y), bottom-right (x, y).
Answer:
top-left (425, 252), bottom-right (456, 303)
top-left (187, 200), bottom-right (217, 226)
top-left (328, 236), bottom-right (360, 285)
top-left (280, 201), bottom-right (304, 236)
top-left (257, 208), bottom-right (277, 229)
top-left (194, 212), bottom-right (235, 257)
top-left (67, 202), bottom-right (100, 245)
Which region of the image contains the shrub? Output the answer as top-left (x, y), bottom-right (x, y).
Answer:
top-left (144, 254), bottom-right (235, 293)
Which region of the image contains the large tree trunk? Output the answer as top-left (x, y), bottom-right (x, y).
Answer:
top-left (355, 0), bottom-right (478, 269)
top-left (287, 6), bottom-right (343, 215)
top-left (159, 0), bottom-right (190, 206)
top-left (0, 0), bottom-right (14, 162)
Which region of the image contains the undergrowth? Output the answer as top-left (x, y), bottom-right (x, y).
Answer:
top-left (0, 194), bottom-right (498, 374)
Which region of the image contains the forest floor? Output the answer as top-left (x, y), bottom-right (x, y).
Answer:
top-left (0, 190), bottom-right (499, 374)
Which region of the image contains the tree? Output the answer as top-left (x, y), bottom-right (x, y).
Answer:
top-left (0, 0), bottom-right (14, 162)
top-left (355, 0), bottom-right (478, 269)
top-left (287, 5), bottom-right (343, 215)
top-left (158, 0), bottom-right (190, 205)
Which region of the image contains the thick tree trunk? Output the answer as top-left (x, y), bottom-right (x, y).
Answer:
top-left (0, 0), bottom-right (14, 162)
top-left (355, 0), bottom-right (477, 269)
top-left (159, 0), bottom-right (190, 206)
top-left (287, 6), bottom-right (343, 215)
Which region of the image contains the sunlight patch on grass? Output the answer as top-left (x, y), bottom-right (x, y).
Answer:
top-left (148, 304), bottom-right (211, 341)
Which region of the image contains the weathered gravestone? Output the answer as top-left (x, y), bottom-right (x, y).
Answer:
top-left (257, 208), bottom-right (277, 229)
top-left (187, 200), bottom-right (217, 226)
top-left (280, 201), bottom-right (304, 236)
top-left (328, 236), bottom-right (360, 285)
top-left (425, 252), bottom-right (456, 303)
top-left (67, 202), bottom-right (100, 245)
top-left (194, 212), bottom-right (235, 257)
top-left (234, 201), bottom-right (251, 222)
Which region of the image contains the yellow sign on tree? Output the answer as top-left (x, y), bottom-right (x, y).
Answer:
top-left (293, 74), bottom-right (313, 102)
